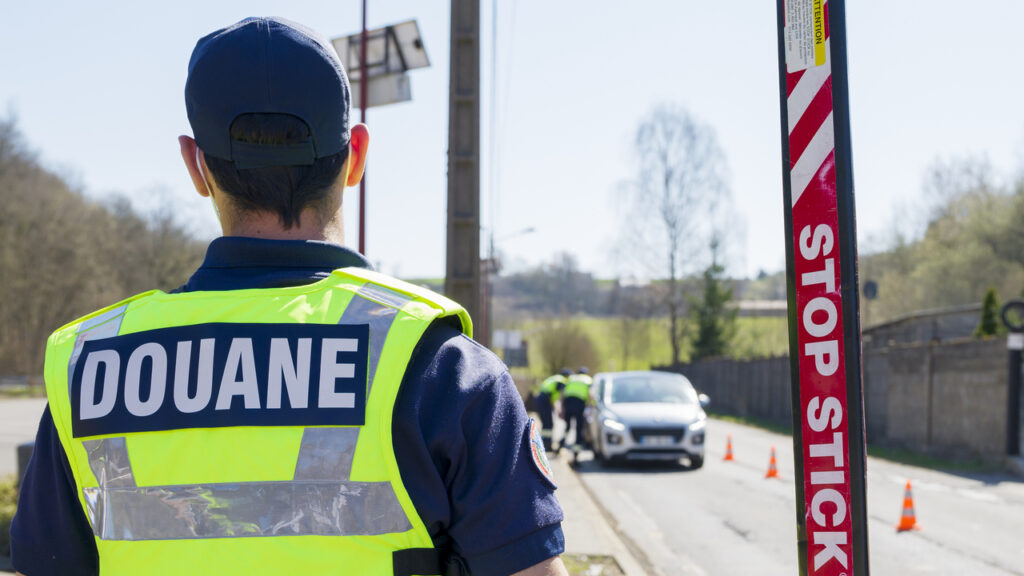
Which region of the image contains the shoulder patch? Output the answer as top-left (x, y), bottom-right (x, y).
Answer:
top-left (529, 418), bottom-right (556, 487)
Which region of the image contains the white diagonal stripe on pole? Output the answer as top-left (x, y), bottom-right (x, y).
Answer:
top-left (791, 111), bottom-right (834, 205)
top-left (787, 40), bottom-right (832, 134)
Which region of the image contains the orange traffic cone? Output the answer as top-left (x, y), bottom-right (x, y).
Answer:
top-left (896, 480), bottom-right (919, 532)
top-left (723, 435), bottom-right (734, 461)
top-left (764, 446), bottom-right (779, 478)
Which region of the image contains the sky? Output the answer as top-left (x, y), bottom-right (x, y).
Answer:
top-left (2, 1), bottom-right (1023, 280)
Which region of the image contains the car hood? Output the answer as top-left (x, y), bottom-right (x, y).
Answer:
top-left (604, 403), bottom-right (703, 426)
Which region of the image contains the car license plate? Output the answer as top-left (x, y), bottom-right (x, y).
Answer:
top-left (641, 435), bottom-right (674, 446)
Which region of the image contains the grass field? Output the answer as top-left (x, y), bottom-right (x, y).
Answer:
top-left (507, 315), bottom-right (789, 379)
top-left (0, 385), bottom-right (45, 399)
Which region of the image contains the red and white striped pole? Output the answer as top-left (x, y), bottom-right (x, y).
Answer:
top-left (776, 0), bottom-right (869, 575)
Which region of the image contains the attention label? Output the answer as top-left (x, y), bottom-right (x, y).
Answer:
top-left (785, 0), bottom-right (827, 72)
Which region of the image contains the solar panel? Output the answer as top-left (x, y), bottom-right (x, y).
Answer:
top-left (331, 20), bottom-right (429, 82)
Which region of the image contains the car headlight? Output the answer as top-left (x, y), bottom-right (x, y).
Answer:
top-left (602, 417), bottom-right (626, 432)
top-left (689, 419), bottom-right (706, 432)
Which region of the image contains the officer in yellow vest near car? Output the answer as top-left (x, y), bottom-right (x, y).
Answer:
top-left (535, 368), bottom-right (570, 451)
top-left (561, 367), bottom-right (594, 458)
top-left (10, 17), bottom-right (566, 576)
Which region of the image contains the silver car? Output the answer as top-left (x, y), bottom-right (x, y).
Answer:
top-left (587, 370), bottom-right (709, 468)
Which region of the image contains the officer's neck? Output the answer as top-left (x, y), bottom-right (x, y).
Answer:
top-left (223, 208), bottom-right (345, 244)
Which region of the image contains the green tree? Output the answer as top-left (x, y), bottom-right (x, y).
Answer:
top-left (690, 255), bottom-right (737, 360)
top-left (860, 157), bottom-right (1024, 325)
top-left (0, 475), bottom-right (15, 557)
top-left (978, 181), bottom-right (1024, 275)
top-left (975, 286), bottom-right (1001, 337)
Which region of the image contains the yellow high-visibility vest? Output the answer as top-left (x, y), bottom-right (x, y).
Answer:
top-left (562, 374), bottom-right (593, 401)
top-left (43, 267), bottom-right (470, 575)
top-left (538, 375), bottom-right (565, 399)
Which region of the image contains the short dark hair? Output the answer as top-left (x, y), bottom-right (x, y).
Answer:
top-left (203, 113), bottom-right (348, 228)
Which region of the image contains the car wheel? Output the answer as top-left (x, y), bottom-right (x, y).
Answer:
top-left (689, 455), bottom-right (704, 470)
top-left (596, 443), bottom-right (619, 468)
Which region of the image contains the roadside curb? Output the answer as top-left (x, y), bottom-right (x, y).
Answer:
top-left (550, 453), bottom-right (654, 576)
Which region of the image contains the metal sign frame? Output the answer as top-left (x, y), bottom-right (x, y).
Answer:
top-left (333, 20), bottom-right (429, 82)
top-left (775, 0), bottom-right (870, 574)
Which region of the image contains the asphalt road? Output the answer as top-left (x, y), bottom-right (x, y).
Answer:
top-left (573, 417), bottom-right (1024, 575)
top-left (0, 398), bottom-right (46, 478)
top-left (5, 400), bottom-right (1023, 574)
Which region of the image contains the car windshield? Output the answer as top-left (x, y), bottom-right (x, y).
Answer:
top-left (608, 374), bottom-right (696, 404)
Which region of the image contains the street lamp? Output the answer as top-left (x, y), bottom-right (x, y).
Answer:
top-left (489, 226), bottom-right (535, 264)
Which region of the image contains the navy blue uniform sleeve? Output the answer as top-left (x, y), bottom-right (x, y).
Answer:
top-left (394, 323), bottom-right (564, 576)
top-left (10, 406), bottom-right (99, 576)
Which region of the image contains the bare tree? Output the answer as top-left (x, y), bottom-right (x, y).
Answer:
top-left (619, 104), bottom-right (729, 366)
top-left (0, 118), bottom-right (205, 377)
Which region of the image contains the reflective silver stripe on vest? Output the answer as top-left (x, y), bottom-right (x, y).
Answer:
top-left (68, 305), bottom-right (128, 387)
top-left (339, 283), bottom-right (414, 394)
top-left (79, 286), bottom-right (422, 541)
top-left (355, 282), bottom-right (415, 310)
top-left (83, 437), bottom-right (136, 488)
top-left (82, 428), bottom-right (414, 540)
top-left (294, 427), bottom-right (360, 480)
top-left (82, 478), bottom-right (411, 540)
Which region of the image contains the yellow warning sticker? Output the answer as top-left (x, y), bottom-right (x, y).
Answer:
top-left (784, 0), bottom-right (829, 73)
top-left (813, 0), bottom-right (826, 66)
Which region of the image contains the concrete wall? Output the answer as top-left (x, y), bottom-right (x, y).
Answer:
top-left (669, 336), bottom-right (1009, 460)
top-left (863, 304), bottom-right (981, 350)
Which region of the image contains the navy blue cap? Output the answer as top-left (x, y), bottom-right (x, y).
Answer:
top-left (185, 17), bottom-right (351, 169)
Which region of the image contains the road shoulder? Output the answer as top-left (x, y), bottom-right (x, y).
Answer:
top-left (550, 451), bottom-right (651, 576)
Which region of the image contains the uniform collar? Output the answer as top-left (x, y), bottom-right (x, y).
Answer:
top-left (178, 236), bottom-right (372, 292)
top-left (199, 236), bottom-right (370, 270)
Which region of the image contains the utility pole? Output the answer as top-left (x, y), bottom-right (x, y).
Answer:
top-left (445, 0), bottom-right (481, 338)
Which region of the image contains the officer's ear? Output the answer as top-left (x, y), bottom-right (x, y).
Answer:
top-left (343, 124), bottom-right (370, 188)
top-left (178, 135), bottom-right (213, 198)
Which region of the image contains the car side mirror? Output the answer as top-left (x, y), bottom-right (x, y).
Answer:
top-left (698, 393), bottom-right (710, 408)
